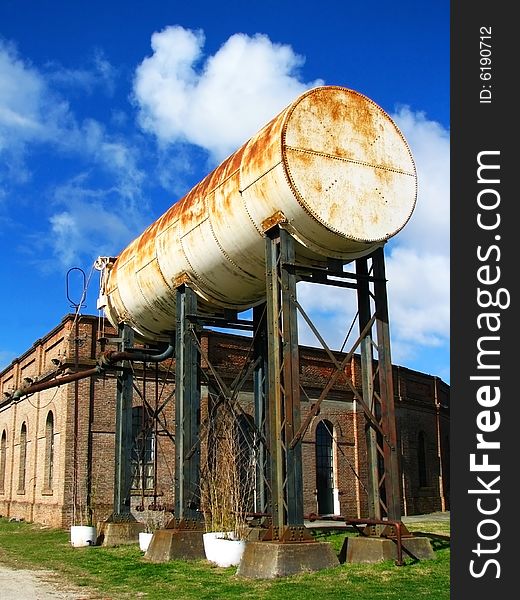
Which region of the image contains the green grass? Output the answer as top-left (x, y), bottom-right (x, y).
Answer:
top-left (0, 518), bottom-right (450, 599)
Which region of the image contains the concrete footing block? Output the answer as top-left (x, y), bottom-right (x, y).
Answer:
top-left (236, 541), bottom-right (340, 579)
top-left (144, 528), bottom-right (205, 562)
top-left (341, 536), bottom-right (435, 563)
top-left (98, 521), bottom-right (145, 547)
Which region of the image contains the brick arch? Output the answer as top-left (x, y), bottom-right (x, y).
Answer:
top-left (40, 403), bottom-right (58, 435)
top-left (16, 415), bottom-right (30, 442)
top-left (18, 420), bottom-right (29, 493)
top-left (309, 415), bottom-right (342, 440)
top-left (314, 419), bottom-right (336, 516)
top-left (44, 410), bottom-right (55, 491)
top-left (0, 427), bottom-right (7, 493)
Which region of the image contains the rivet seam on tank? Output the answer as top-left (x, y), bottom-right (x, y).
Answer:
top-left (135, 255), bottom-right (172, 310)
top-left (207, 217), bottom-right (259, 280)
top-left (153, 226), bottom-right (180, 294)
top-left (284, 146), bottom-right (416, 177)
top-left (238, 161), bottom-right (283, 196)
top-left (239, 190), bottom-right (264, 237)
top-left (179, 235), bottom-right (205, 290)
top-left (178, 231), bottom-right (244, 307)
top-left (238, 162), bottom-right (284, 237)
top-left (280, 86), bottom-right (417, 242)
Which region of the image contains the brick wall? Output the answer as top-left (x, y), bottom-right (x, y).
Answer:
top-left (0, 314), bottom-right (450, 529)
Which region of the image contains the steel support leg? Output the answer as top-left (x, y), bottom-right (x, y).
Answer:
top-left (253, 303), bottom-right (268, 515)
top-left (356, 257), bottom-right (381, 520)
top-left (372, 247), bottom-right (402, 521)
top-left (113, 324), bottom-right (135, 518)
top-left (175, 285), bottom-right (201, 521)
top-left (265, 227), bottom-right (304, 532)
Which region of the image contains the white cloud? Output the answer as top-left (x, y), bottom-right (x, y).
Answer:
top-left (133, 26), bottom-right (323, 161)
top-left (45, 48), bottom-right (117, 96)
top-left (78, 119), bottom-right (145, 200)
top-left (391, 106), bottom-right (450, 255)
top-left (0, 40), bottom-right (129, 187)
top-left (386, 247), bottom-right (450, 345)
top-left (385, 109), bottom-right (450, 366)
top-left (0, 40), bottom-right (147, 266)
top-left (0, 40), bottom-right (50, 173)
top-left (47, 178), bottom-right (147, 268)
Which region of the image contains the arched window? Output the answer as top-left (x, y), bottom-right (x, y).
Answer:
top-left (316, 420), bottom-right (335, 515)
top-left (18, 422), bottom-right (27, 493)
top-left (0, 430), bottom-right (7, 493)
top-left (418, 431), bottom-right (428, 487)
top-left (44, 412), bottom-right (54, 490)
top-left (131, 406), bottom-right (155, 491)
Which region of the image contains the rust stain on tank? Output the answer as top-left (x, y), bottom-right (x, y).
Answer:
top-left (374, 166), bottom-right (395, 187)
top-left (243, 112), bottom-right (286, 181)
top-left (161, 145), bottom-right (250, 233)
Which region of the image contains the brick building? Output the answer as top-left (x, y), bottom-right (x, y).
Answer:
top-left (0, 313), bottom-right (449, 529)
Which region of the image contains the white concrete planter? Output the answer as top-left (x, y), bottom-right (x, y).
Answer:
top-left (70, 525), bottom-right (97, 547)
top-left (203, 532), bottom-right (246, 567)
top-left (139, 531), bottom-right (154, 552)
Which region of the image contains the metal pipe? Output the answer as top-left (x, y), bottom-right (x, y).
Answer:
top-left (98, 341), bottom-right (175, 367)
top-left (11, 367), bottom-right (102, 399)
top-left (9, 339), bottom-right (174, 400)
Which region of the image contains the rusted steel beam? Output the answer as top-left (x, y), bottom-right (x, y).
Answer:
top-left (356, 256), bottom-right (381, 519)
top-left (175, 285), bottom-right (202, 521)
top-left (289, 314), bottom-right (377, 449)
top-left (372, 248), bottom-right (402, 521)
top-left (113, 324), bottom-right (135, 519)
top-left (279, 228), bottom-right (304, 525)
top-left (265, 229), bottom-right (286, 532)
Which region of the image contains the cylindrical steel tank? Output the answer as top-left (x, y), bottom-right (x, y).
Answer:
top-left (98, 86), bottom-right (417, 340)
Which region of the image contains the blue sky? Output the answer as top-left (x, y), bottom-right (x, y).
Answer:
top-left (0, 1), bottom-right (450, 382)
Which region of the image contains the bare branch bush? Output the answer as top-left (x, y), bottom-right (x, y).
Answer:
top-left (200, 401), bottom-right (255, 540)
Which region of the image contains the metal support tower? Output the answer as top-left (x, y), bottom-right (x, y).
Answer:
top-left (168, 230), bottom-right (402, 533)
top-left (371, 247), bottom-right (401, 520)
top-left (113, 323), bottom-right (135, 519)
top-left (264, 226), bottom-right (305, 535)
top-left (174, 284), bottom-right (202, 522)
top-left (260, 226), bottom-right (402, 532)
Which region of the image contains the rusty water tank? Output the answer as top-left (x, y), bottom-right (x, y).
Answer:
top-left (97, 85), bottom-right (417, 340)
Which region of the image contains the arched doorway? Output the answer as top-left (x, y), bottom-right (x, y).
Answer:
top-left (315, 420), bottom-right (335, 515)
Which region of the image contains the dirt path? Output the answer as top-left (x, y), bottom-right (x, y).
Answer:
top-left (0, 565), bottom-right (99, 600)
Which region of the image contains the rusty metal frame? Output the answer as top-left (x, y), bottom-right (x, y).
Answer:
top-left (174, 284), bottom-right (270, 524)
top-left (357, 248), bottom-right (402, 521)
top-left (264, 226), bottom-right (305, 536)
top-left (260, 226), bottom-right (402, 535)
top-left (174, 284), bottom-right (202, 521)
top-left (112, 323), bottom-right (137, 521)
top-left (188, 307), bottom-right (271, 520)
top-left (131, 361), bottom-right (176, 513)
top-left (151, 229), bottom-right (402, 537)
